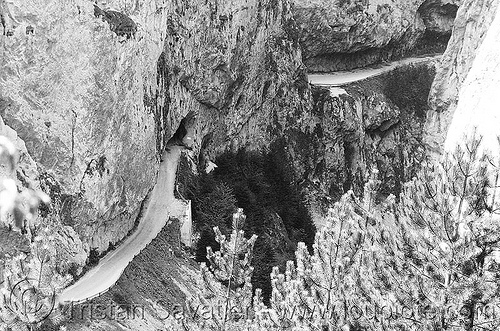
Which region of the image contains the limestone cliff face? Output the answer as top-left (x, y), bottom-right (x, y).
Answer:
top-left (443, 5), bottom-right (500, 156)
top-left (425, 0), bottom-right (500, 154)
top-left (0, 0), bottom-right (312, 257)
top-left (0, 1), bottom-right (164, 252)
top-left (293, 0), bottom-right (458, 72)
top-left (152, 0), bottom-right (311, 157)
top-left (0, 0), bottom-right (446, 255)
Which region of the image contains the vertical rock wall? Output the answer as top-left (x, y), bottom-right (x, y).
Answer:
top-left (424, 0), bottom-right (500, 154)
top-left (297, 62), bottom-right (436, 223)
top-left (0, 0), bottom-right (312, 253)
top-left (443, 6), bottom-right (500, 156)
top-left (0, 0), bottom-right (168, 251)
top-left (293, 0), bottom-right (459, 72)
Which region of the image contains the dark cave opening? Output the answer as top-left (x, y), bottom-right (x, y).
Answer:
top-left (165, 111), bottom-right (196, 150)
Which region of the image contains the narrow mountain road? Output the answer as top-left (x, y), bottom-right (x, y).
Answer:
top-left (57, 55), bottom-right (442, 304)
top-left (58, 145), bottom-right (186, 304)
top-left (307, 55), bottom-right (442, 87)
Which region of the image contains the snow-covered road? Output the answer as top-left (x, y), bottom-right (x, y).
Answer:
top-left (58, 145), bottom-right (186, 303)
top-left (307, 55), bottom-right (442, 87)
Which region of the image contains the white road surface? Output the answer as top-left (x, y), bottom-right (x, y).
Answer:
top-left (58, 145), bottom-right (186, 304)
top-left (307, 55), bottom-right (442, 87)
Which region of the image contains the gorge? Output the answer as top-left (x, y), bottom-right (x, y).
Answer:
top-left (1, 0), bottom-right (499, 330)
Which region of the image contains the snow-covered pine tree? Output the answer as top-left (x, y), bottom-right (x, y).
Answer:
top-left (191, 208), bottom-right (258, 331)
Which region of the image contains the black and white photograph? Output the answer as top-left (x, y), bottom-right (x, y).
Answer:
top-left (1, 0), bottom-right (499, 330)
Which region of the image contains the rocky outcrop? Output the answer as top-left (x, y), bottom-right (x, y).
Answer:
top-left (424, 0), bottom-right (500, 154)
top-left (294, 0), bottom-right (458, 72)
top-left (156, 0), bottom-right (312, 156)
top-left (292, 62), bottom-right (436, 222)
top-left (294, 0), bottom-right (426, 59)
top-left (0, 1), bottom-right (163, 252)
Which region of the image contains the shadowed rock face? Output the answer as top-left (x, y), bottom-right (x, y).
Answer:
top-left (418, 0), bottom-right (459, 36)
top-left (293, 0), bottom-right (459, 72)
top-left (93, 5), bottom-right (137, 39)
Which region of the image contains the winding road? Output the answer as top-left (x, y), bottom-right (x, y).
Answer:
top-left (307, 55), bottom-right (441, 87)
top-left (57, 54), bottom-right (442, 304)
top-left (58, 145), bottom-right (186, 304)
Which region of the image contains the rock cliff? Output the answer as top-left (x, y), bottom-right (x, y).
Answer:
top-left (0, 0), bottom-right (311, 255)
top-left (1, 0), bottom-right (163, 253)
top-left (443, 3), bottom-right (500, 156)
top-left (425, 0), bottom-right (500, 154)
top-left (0, 0), bottom-right (454, 259)
top-left (296, 62), bottom-right (436, 223)
top-left (294, 0), bottom-right (459, 72)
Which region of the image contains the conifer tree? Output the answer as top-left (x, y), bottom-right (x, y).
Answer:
top-left (360, 133), bottom-right (500, 330)
top-left (189, 134), bottom-right (500, 331)
top-left (268, 191), bottom-right (372, 331)
top-left (265, 133), bottom-right (500, 330)
top-left (191, 208), bottom-right (258, 331)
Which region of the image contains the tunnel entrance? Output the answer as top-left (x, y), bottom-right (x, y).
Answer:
top-left (166, 111), bottom-right (196, 149)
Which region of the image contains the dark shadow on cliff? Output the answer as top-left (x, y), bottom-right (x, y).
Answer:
top-left (93, 4), bottom-right (137, 40)
top-left (352, 63), bottom-right (436, 199)
top-left (383, 63), bottom-right (436, 118)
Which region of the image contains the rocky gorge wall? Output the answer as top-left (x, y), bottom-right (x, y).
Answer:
top-left (292, 62), bottom-right (437, 224)
top-left (0, 0), bottom-right (459, 264)
top-left (294, 0), bottom-right (460, 72)
top-left (0, 0), bottom-right (313, 258)
top-left (1, 0), bottom-right (165, 254)
top-left (0, 0), bottom-right (478, 328)
top-left (424, 0), bottom-right (500, 154)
